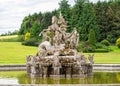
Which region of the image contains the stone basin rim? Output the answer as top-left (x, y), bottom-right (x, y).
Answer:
top-left (0, 64), bottom-right (120, 66)
top-left (0, 64), bottom-right (120, 71)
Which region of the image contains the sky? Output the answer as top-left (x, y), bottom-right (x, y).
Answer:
top-left (0, 0), bottom-right (107, 35)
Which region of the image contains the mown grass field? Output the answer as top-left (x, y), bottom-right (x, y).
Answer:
top-left (0, 35), bottom-right (19, 42)
top-left (0, 42), bottom-right (37, 64)
top-left (84, 46), bottom-right (120, 64)
top-left (0, 35), bottom-right (18, 39)
top-left (0, 35), bottom-right (120, 64)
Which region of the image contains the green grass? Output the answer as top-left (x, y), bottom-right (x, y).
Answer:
top-left (0, 42), bottom-right (37, 64)
top-left (0, 35), bottom-right (19, 42)
top-left (0, 35), bottom-right (18, 39)
top-left (0, 42), bottom-right (120, 64)
top-left (84, 46), bottom-right (120, 64)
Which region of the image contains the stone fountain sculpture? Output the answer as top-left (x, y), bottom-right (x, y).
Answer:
top-left (26, 15), bottom-right (94, 78)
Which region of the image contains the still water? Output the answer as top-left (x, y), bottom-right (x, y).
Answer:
top-left (0, 71), bottom-right (120, 84)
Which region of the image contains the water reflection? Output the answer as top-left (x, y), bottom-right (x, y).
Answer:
top-left (0, 71), bottom-right (120, 84)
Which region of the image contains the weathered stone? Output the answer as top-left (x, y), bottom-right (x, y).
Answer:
top-left (26, 15), bottom-right (94, 78)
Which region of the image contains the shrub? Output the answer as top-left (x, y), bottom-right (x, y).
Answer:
top-left (116, 38), bottom-right (120, 48)
top-left (83, 44), bottom-right (95, 52)
top-left (18, 35), bottom-right (24, 42)
top-left (24, 32), bottom-right (30, 41)
top-left (77, 41), bottom-right (95, 52)
top-left (95, 43), bottom-right (104, 48)
top-left (101, 39), bottom-right (110, 46)
top-left (95, 48), bottom-right (111, 52)
top-left (22, 38), bottom-right (38, 46)
top-left (77, 42), bottom-right (85, 52)
top-left (95, 43), bottom-right (111, 52)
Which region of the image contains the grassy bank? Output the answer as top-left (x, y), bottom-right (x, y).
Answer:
top-left (0, 35), bottom-right (19, 42)
top-left (0, 42), bottom-right (120, 64)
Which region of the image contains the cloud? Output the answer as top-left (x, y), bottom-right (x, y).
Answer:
top-left (0, 0), bottom-right (62, 34)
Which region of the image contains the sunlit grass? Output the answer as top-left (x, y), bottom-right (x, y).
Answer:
top-left (0, 35), bottom-right (18, 39)
top-left (0, 35), bottom-right (19, 42)
top-left (0, 42), bottom-right (37, 64)
top-left (0, 42), bottom-right (120, 64)
top-left (84, 46), bottom-right (120, 64)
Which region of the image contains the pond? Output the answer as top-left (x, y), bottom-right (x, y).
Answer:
top-left (0, 71), bottom-right (120, 84)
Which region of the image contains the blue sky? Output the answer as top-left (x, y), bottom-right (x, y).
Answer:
top-left (0, 0), bottom-right (107, 35)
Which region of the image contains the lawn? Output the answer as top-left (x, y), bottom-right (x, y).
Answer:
top-left (0, 42), bottom-right (120, 64)
top-left (0, 35), bottom-right (18, 39)
top-left (0, 42), bottom-right (37, 64)
top-left (0, 35), bottom-right (19, 42)
top-left (84, 46), bottom-right (120, 64)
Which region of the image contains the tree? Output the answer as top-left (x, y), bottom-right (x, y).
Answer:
top-left (94, 0), bottom-right (120, 43)
top-left (19, 16), bottom-right (30, 35)
top-left (30, 21), bottom-right (42, 40)
top-left (69, 0), bottom-right (85, 31)
top-left (78, 2), bottom-right (100, 41)
top-left (59, 0), bottom-right (71, 19)
top-left (41, 12), bottom-right (53, 29)
top-left (88, 29), bottom-right (96, 46)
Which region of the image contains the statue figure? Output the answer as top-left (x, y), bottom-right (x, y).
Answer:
top-left (53, 30), bottom-right (63, 46)
top-left (76, 54), bottom-right (87, 74)
top-left (53, 56), bottom-right (61, 75)
top-left (49, 16), bottom-right (59, 32)
top-left (58, 16), bottom-right (68, 32)
top-left (38, 41), bottom-right (53, 56)
top-left (38, 41), bottom-right (65, 57)
top-left (88, 54), bottom-right (94, 64)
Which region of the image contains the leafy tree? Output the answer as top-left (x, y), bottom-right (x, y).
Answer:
top-left (41, 12), bottom-right (53, 29)
top-left (69, 0), bottom-right (85, 31)
top-left (78, 2), bottom-right (99, 41)
top-left (19, 16), bottom-right (30, 35)
top-left (30, 21), bottom-right (42, 40)
top-left (101, 39), bottom-right (110, 46)
top-left (94, 1), bottom-right (109, 41)
top-left (94, 1), bottom-right (120, 43)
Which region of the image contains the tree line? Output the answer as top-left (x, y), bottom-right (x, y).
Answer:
top-left (18, 0), bottom-right (120, 50)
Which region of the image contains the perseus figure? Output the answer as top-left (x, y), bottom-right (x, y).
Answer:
top-left (49, 16), bottom-right (59, 32)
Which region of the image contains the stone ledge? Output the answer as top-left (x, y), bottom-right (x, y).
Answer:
top-left (0, 64), bottom-right (120, 71)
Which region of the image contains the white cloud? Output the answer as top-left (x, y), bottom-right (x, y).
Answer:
top-left (0, 0), bottom-right (62, 34)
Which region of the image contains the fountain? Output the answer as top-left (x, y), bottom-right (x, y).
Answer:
top-left (26, 15), bottom-right (94, 78)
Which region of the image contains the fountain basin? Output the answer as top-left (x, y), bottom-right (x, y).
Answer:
top-left (0, 71), bottom-right (120, 84)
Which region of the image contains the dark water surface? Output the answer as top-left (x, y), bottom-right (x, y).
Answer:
top-left (0, 71), bottom-right (120, 84)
